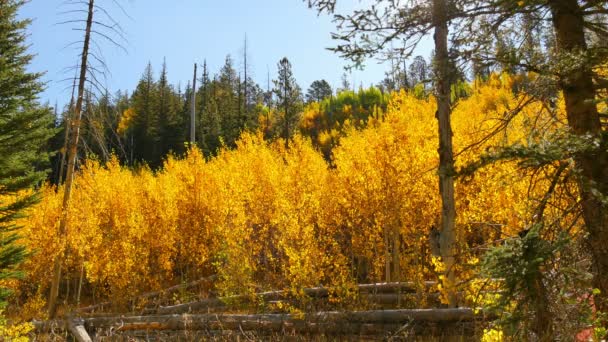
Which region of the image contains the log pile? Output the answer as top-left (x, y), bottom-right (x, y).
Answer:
top-left (154, 281), bottom-right (438, 315)
top-left (35, 308), bottom-right (485, 340)
top-left (33, 281), bottom-right (493, 340)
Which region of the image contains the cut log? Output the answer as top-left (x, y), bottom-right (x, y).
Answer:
top-left (67, 319), bottom-right (92, 342)
top-left (33, 318), bottom-right (92, 342)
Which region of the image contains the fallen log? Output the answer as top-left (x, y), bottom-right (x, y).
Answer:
top-left (77, 275), bottom-right (217, 313)
top-left (34, 308), bottom-right (488, 337)
top-left (33, 318), bottom-right (92, 342)
top-left (32, 319), bottom-right (64, 333)
top-left (156, 282), bottom-right (436, 314)
top-left (82, 308), bottom-right (477, 333)
top-left (66, 318), bottom-right (92, 342)
top-left (357, 281), bottom-right (436, 293)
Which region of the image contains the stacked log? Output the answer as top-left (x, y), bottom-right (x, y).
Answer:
top-left (35, 308), bottom-right (484, 339)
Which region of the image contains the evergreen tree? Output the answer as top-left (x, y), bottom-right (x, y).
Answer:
top-left (273, 57), bottom-right (303, 148)
top-left (306, 80), bottom-right (333, 103)
top-left (408, 56), bottom-right (429, 88)
top-left (200, 77), bottom-right (223, 154)
top-left (197, 60), bottom-right (210, 148)
top-left (158, 58), bottom-right (170, 156)
top-left (156, 59), bottom-right (184, 157)
top-left (131, 62), bottom-right (160, 166)
top-left (338, 71), bottom-right (351, 93)
top-left (217, 55), bottom-right (240, 146)
top-left (0, 0), bottom-right (54, 305)
top-left (242, 76), bottom-right (263, 127)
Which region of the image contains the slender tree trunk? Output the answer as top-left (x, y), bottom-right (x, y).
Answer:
top-left (191, 63), bottom-right (197, 144)
top-left (76, 262), bottom-right (84, 306)
top-left (384, 230), bottom-right (391, 282)
top-left (130, 133), bottom-right (134, 166)
top-left (549, 0), bottom-right (608, 313)
top-left (58, 69), bottom-right (79, 185)
top-left (48, 0), bottom-right (95, 319)
top-left (238, 74), bottom-right (243, 126)
top-left (284, 72), bottom-right (289, 149)
top-left (392, 228), bottom-right (400, 282)
top-left (58, 118), bottom-right (70, 185)
top-left (244, 36), bottom-right (248, 123)
top-left (432, 0), bottom-right (457, 308)
top-left (266, 67), bottom-right (271, 138)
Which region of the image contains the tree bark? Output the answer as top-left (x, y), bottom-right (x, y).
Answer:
top-left (549, 0), bottom-right (608, 314)
top-left (48, 0), bottom-right (95, 319)
top-left (432, 0), bottom-right (457, 308)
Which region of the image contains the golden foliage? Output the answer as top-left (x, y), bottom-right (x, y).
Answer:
top-left (9, 74), bottom-right (580, 317)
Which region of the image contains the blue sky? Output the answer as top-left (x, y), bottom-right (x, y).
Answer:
top-left (20, 0), bottom-right (396, 108)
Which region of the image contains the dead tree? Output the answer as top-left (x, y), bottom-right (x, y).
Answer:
top-left (48, 0), bottom-right (128, 318)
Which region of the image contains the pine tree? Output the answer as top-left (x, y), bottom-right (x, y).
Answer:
top-left (0, 0), bottom-right (54, 305)
top-left (217, 55), bottom-right (240, 146)
top-left (131, 62), bottom-right (160, 166)
top-left (200, 77), bottom-right (222, 154)
top-left (273, 57), bottom-right (303, 148)
top-left (306, 80), bottom-right (333, 103)
top-left (197, 60), bottom-right (210, 148)
top-left (158, 58), bottom-right (170, 156)
top-left (408, 56), bottom-right (429, 89)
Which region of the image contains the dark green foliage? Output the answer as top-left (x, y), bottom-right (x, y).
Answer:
top-left (0, 0), bottom-right (54, 305)
top-left (157, 61), bottom-right (186, 159)
top-left (126, 61), bottom-right (188, 167)
top-left (481, 225), bottom-right (570, 337)
top-left (131, 62), bottom-right (162, 166)
top-left (458, 128), bottom-right (608, 337)
top-left (195, 55), bottom-right (261, 155)
top-left (458, 130), bottom-right (608, 183)
top-left (77, 56), bottom-right (269, 164)
top-left (409, 56), bottom-right (430, 88)
top-left (306, 80), bottom-right (332, 103)
top-left (273, 57), bottom-right (303, 147)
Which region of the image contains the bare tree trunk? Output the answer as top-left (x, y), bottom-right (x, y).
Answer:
top-left (238, 73), bottom-right (242, 125)
top-left (432, 0), bottom-right (457, 308)
top-left (58, 69), bottom-right (79, 185)
top-left (48, 0), bottom-right (95, 319)
top-left (57, 119), bottom-right (70, 185)
top-left (284, 71), bottom-right (289, 149)
top-left (549, 0), bottom-right (608, 314)
top-left (392, 228), bottom-right (400, 283)
top-left (243, 35), bottom-right (248, 123)
top-left (76, 262), bottom-right (84, 306)
top-left (384, 231), bottom-right (391, 282)
top-left (266, 67), bottom-right (271, 138)
top-left (191, 63), bottom-right (197, 144)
